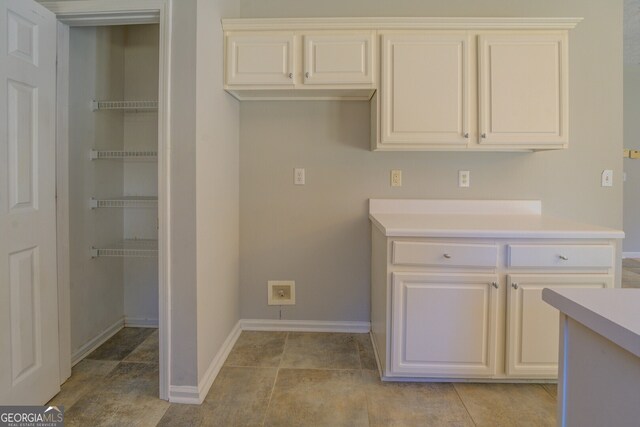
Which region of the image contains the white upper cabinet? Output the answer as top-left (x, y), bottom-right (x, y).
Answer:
top-left (478, 33), bottom-right (569, 147)
top-left (226, 33), bottom-right (295, 86)
top-left (303, 33), bottom-right (374, 85)
top-left (222, 18), bottom-right (579, 150)
top-left (224, 29), bottom-right (376, 99)
top-left (380, 33), bottom-right (469, 147)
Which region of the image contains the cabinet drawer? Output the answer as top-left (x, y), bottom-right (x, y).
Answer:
top-left (507, 245), bottom-right (613, 268)
top-left (392, 241), bottom-right (498, 268)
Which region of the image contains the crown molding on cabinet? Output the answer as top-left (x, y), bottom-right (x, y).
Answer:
top-left (221, 17), bottom-right (583, 32)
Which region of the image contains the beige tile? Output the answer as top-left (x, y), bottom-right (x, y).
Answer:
top-left (63, 362), bottom-right (169, 427)
top-left (224, 331), bottom-right (287, 367)
top-left (124, 329), bottom-right (159, 364)
top-left (622, 258), bottom-right (640, 268)
top-left (543, 383), bottom-right (558, 398)
top-left (355, 333), bottom-right (378, 370)
top-left (86, 327), bottom-right (155, 361)
top-left (200, 366), bottom-right (277, 427)
top-left (47, 359), bottom-right (120, 410)
top-left (363, 370), bottom-right (474, 426)
top-left (264, 368), bottom-right (368, 427)
top-left (622, 268), bottom-right (640, 288)
top-left (454, 383), bottom-right (556, 427)
top-left (156, 403), bottom-right (204, 427)
top-left (281, 332), bottom-right (360, 369)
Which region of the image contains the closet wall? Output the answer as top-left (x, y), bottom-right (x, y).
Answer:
top-left (123, 25), bottom-right (159, 326)
top-left (68, 24), bottom-right (159, 359)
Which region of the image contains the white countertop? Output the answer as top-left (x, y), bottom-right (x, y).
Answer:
top-left (368, 199), bottom-right (624, 239)
top-left (542, 288), bottom-right (640, 357)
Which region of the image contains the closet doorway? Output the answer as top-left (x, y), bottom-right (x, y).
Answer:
top-left (53, 1), bottom-right (171, 402)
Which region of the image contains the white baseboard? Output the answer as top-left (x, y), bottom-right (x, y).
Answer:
top-left (240, 319), bottom-right (371, 333)
top-left (71, 317), bottom-right (124, 366)
top-left (623, 252), bottom-right (640, 259)
top-left (125, 316), bottom-right (159, 328)
top-left (168, 320), bottom-right (242, 404)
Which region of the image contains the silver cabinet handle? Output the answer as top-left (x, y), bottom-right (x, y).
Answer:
top-left (481, 133), bottom-right (487, 138)
top-left (512, 283), bottom-right (519, 289)
top-left (492, 282), bottom-right (499, 289)
top-left (305, 72), bottom-right (310, 78)
top-left (559, 255), bottom-right (569, 260)
top-left (464, 133), bottom-right (469, 138)
top-left (288, 73), bottom-right (293, 79)
top-left (443, 254), bottom-right (452, 259)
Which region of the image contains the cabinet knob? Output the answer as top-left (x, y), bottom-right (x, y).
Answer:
top-left (288, 72), bottom-right (293, 79)
top-left (464, 133), bottom-right (469, 139)
top-left (512, 283), bottom-right (519, 289)
top-left (443, 253), bottom-right (452, 259)
top-left (481, 133), bottom-right (487, 139)
top-left (559, 255), bottom-right (569, 260)
top-left (305, 72), bottom-right (310, 78)
top-left (492, 282), bottom-right (499, 289)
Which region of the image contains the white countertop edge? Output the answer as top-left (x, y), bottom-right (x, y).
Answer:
top-left (542, 289), bottom-right (640, 358)
top-left (369, 215), bottom-right (625, 239)
top-left (369, 199), bottom-right (542, 216)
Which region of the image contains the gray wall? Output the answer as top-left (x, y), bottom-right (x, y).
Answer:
top-left (239, 0), bottom-right (624, 321)
top-left (68, 26), bottom-right (125, 354)
top-left (624, 65), bottom-right (640, 253)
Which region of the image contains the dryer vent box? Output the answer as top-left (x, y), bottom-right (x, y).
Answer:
top-left (268, 281), bottom-right (295, 305)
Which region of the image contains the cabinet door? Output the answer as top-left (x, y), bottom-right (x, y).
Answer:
top-left (478, 33), bottom-right (568, 147)
top-left (226, 33), bottom-right (294, 85)
top-left (391, 273), bottom-right (499, 377)
top-left (381, 34), bottom-right (469, 147)
top-left (506, 274), bottom-right (612, 377)
top-left (303, 33), bottom-right (374, 85)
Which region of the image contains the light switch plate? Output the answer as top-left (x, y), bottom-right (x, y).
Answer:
top-left (294, 168), bottom-right (305, 185)
top-left (601, 170), bottom-right (613, 187)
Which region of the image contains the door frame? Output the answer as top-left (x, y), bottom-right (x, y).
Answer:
top-left (42, 0), bottom-right (172, 400)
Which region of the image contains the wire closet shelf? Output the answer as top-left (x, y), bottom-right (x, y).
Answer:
top-left (92, 100), bottom-right (158, 111)
top-left (91, 239), bottom-right (158, 258)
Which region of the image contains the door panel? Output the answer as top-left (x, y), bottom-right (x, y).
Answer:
top-left (478, 33), bottom-right (568, 146)
top-left (225, 33), bottom-right (295, 85)
top-left (506, 274), bottom-right (612, 377)
top-left (390, 273), bottom-right (498, 377)
top-left (381, 33), bottom-right (469, 146)
top-left (303, 33), bottom-right (374, 85)
top-left (0, 0), bottom-right (59, 405)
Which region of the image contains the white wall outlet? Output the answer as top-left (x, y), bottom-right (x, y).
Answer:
top-left (601, 170), bottom-right (613, 187)
top-left (267, 280), bottom-right (296, 305)
top-left (294, 168), bottom-right (305, 185)
top-left (391, 170), bottom-right (402, 187)
top-left (459, 170), bottom-right (470, 188)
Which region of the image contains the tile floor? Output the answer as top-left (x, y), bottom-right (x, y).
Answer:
top-left (49, 261), bottom-right (639, 426)
top-left (50, 329), bottom-right (557, 427)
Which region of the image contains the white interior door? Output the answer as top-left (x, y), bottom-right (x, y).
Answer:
top-left (0, 0), bottom-right (59, 404)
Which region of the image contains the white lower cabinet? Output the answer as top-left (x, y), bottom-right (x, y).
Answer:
top-left (371, 231), bottom-right (617, 381)
top-left (505, 274), bottom-right (612, 377)
top-left (391, 273), bottom-right (499, 377)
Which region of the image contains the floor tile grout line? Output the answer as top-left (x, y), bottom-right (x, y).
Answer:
top-left (541, 383), bottom-right (557, 400)
top-left (452, 383), bottom-right (479, 427)
top-left (361, 370), bottom-right (373, 427)
top-left (261, 332), bottom-right (288, 427)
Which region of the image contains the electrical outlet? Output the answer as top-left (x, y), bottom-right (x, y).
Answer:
top-left (391, 170), bottom-right (402, 187)
top-left (601, 170), bottom-right (613, 187)
top-left (459, 170), bottom-right (470, 188)
top-left (294, 168), bottom-right (305, 185)
top-left (267, 281), bottom-right (296, 305)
